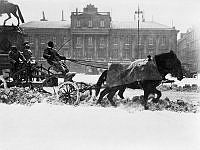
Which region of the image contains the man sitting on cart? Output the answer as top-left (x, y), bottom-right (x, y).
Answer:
top-left (43, 41), bottom-right (70, 76)
top-left (8, 45), bottom-right (27, 82)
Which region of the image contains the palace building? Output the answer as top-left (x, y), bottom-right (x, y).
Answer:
top-left (20, 4), bottom-right (179, 73)
top-left (177, 27), bottom-right (200, 75)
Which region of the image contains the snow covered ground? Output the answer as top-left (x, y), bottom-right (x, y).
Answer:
top-left (0, 74), bottom-right (200, 150)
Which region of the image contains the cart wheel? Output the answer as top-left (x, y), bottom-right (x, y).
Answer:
top-left (76, 82), bottom-right (90, 92)
top-left (58, 81), bottom-right (79, 105)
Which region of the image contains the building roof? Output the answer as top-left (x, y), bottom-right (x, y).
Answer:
top-left (20, 20), bottom-right (175, 30)
top-left (111, 21), bottom-right (173, 30)
top-left (20, 21), bottom-right (70, 29)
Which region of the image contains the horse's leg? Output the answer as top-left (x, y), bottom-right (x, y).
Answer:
top-left (107, 87), bottom-right (118, 107)
top-left (143, 89), bottom-right (150, 110)
top-left (152, 89), bottom-right (161, 103)
top-left (118, 85), bottom-right (126, 99)
top-left (0, 75), bottom-right (8, 89)
top-left (142, 81), bottom-right (152, 110)
top-left (12, 11), bottom-right (20, 26)
top-left (96, 87), bottom-right (110, 105)
top-left (4, 13), bottom-right (11, 25)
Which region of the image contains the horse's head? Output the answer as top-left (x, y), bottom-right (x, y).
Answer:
top-left (155, 51), bottom-right (183, 81)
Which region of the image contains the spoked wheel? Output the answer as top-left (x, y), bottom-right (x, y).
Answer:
top-left (58, 81), bottom-right (79, 105)
top-left (76, 82), bottom-right (91, 93)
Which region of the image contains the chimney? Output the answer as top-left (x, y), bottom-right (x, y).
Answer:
top-left (40, 11), bottom-right (48, 21)
top-left (61, 10), bottom-right (66, 21)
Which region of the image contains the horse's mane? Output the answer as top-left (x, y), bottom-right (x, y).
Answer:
top-left (155, 51), bottom-right (177, 60)
top-left (154, 51), bottom-right (177, 77)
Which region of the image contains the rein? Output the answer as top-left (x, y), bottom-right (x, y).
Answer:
top-left (66, 58), bottom-right (108, 69)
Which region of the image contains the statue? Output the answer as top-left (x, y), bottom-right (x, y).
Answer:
top-left (0, 0), bottom-right (24, 26)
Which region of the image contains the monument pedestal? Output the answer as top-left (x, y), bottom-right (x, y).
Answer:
top-left (0, 25), bottom-right (25, 70)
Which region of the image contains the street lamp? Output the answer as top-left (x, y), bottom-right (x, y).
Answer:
top-left (135, 6), bottom-right (143, 58)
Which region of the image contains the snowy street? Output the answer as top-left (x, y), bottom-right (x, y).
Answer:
top-left (0, 103), bottom-right (200, 150)
top-left (0, 74), bottom-right (200, 150)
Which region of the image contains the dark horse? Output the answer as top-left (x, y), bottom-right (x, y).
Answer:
top-left (95, 51), bottom-right (183, 109)
top-left (0, 2), bottom-right (24, 26)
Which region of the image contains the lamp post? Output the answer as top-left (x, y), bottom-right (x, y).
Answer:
top-left (135, 6), bottom-right (143, 58)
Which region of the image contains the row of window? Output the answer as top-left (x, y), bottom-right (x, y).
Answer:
top-left (27, 35), bottom-right (167, 46)
top-left (76, 20), bottom-right (105, 28)
top-left (72, 48), bottom-right (152, 59)
top-left (75, 36), bottom-right (167, 47)
top-left (112, 36), bottom-right (167, 46)
top-left (76, 37), bottom-right (106, 47)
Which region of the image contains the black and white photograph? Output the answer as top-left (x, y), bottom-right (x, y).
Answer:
top-left (0, 0), bottom-right (200, 150)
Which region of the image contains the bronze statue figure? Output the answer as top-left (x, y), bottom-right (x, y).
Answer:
top-left (0, 0), bottom-right (24, 26)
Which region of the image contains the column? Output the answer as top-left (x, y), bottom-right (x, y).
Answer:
top-left (106, 35), bottom-right (109, 61)
top-left (35, 38), bottom-right (39, 61)
top-left (94, 35), bottom-right (97, 60)
top-left (82, 34), bottom-right (85, 58)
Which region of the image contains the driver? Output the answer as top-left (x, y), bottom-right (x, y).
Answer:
top-left (8, 45), bottom-right (27, 73)
top-left (43, 41), bottom-right (69, 75)
top-left (8, 45), bottom-right (27, 82)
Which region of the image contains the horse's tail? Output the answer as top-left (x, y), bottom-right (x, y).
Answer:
top-left (16, 5), bottom-right (24, 23)
top-left (95, 70), bottom-right (107, 96)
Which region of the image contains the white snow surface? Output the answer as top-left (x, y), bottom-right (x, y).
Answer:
top-left (0, 74), bottom-right (200, 150)
top-left (0, 103), bottom-right (200, 150)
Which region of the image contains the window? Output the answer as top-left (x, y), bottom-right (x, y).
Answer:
top-left (100, 37), bottom-right (105, 48)
top-left (76, 20), bottom-right (80, 27)
top-left (148, 37), bottom-right (153, 45)
top-left (110, 49), bottom-right (119, 59)
top-left (100, 20), bottom-right (105, 27)
top-left (74, 49), bottom-right (82, 58)
top-left (29, 36), bottom-right (34, 45)
top-left (53, 37), bottom-right (56, 45)
top-left (161, 36), bottom-right (166, 46)
top-left (76, 37), bottom-right (82, 48)
top-left (113, 37), bottom-right (118, 46)
top-left (63, 36), bottom-right (70, 48)
top-left (88, 20), bottom-right (92, 27)
top-left (40, 36), bottom-right (45, 45)
top-left (88, 37), bottom-right (93, 46)
top-left (123, 49), bottom-right (131, 60)
top-left (125, 36), bottom-right (131, 45)
top-left (86, 48), bottom-right (94, 59)
top-left (97, 48), bottom-right (106, 59)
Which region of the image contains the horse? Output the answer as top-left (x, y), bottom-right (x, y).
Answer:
top-left (0, 2), bottom-right (24, 26)
top-left (95, 51), bottom-right (183, 109)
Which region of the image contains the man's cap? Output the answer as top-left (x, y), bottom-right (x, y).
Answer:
top-left (24, 44), bottom-right (30, 49)
top-left (47, 41), bottom-right (54, 47)
top-left (23, 41), bottom-right (29, 46)
top-left (11, 45), bottom-right (17, 51)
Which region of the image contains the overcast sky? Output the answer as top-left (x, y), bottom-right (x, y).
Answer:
top-left (1, 0), bottom-right (200, 34)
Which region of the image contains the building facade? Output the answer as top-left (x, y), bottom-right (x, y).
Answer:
top-left (20, 21), bottom-right (71, 64)
top-left (177, 27), bottom-right (200, 74)
top-left (20, 4), bottom-right (179, 73)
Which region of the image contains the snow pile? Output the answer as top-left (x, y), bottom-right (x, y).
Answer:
top-left (0, 74), bottom-right (200, 150)
top-left (0, 87), bottom-right (199, 113)
top-left (0, 87), bottom-right (48, 105)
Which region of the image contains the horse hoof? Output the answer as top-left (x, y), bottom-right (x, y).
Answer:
top-left (144, 105), bottom-right (149, 110)
top-left (111, 103), bottom-right (117, 107)
top-left (96, 101), bottom-right (101, 105)
top-left (119, 96), bottom-right (124, 99)
top-left (152, 98), bottom-right (159, 103)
